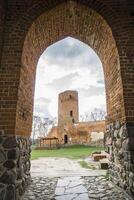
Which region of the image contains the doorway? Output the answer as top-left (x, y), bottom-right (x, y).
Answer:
top-left (64, 134), bottom-right (68, 144)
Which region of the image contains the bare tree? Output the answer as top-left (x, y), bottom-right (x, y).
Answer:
top-left (32, 115), bottom-right (57, 142)
top-left (90, 108), bottom-right (106, 121)
top-left (80, 107), bottom-right (106, 122)
top-left (32, 115), bottom-right (42, 143)
top-left (80, 112), bottom-right (90, 122)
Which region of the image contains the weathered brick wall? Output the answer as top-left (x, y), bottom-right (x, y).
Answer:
top-left (19, 2), bottom-right (123, 136)
top-left (78, 121), bottom-right (106, 133)
top-left (0, 0), bottom-right (133, 136)
top-left (56, 120), bottom-right (106, 145)
top-left (0, 0), bottom-right (5, 61)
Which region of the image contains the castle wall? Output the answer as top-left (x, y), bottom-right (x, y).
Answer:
top-left (48, 120), bottom-right (106, 146)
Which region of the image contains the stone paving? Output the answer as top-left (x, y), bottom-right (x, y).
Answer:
top-left (22, 177), bottom-right (58, 200)
top-left (31, 157), bottom-right (106, 177)
top-left (55, 176), bottom-right (88, 200)
top-left (22, 176), bottom-right (132, 200)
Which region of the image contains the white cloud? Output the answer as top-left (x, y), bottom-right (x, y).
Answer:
top-left (34, 97), bottom-right (52, 118)
top-left (79, 95), bottom-right (106, 116)
top-left (33, 37), bottom-right (106, 118)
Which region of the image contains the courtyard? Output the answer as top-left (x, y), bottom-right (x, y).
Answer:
top-left (22, 146), bottom-right (132, 200)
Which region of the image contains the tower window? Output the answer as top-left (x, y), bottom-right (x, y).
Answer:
top-left (70, 110), bottom-right (73, 117)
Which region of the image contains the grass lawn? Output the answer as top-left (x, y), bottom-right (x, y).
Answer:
top-left (78, 160), bottom-right (98, 169)
top-left (31, 145), bottom-right (104, 160)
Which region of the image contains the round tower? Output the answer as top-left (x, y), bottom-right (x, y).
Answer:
top-left (58, 90), bottom-right (79, 126)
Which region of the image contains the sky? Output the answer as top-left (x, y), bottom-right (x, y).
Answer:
top-left (34, 37), bottom-right (106, 119)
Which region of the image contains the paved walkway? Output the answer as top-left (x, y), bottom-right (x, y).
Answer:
top-left (31, 157), bottom-right (106, 177)
top-left (22, 158), bottom-right (132, 200)
top-left (22, 176), bottom-right (132, 200)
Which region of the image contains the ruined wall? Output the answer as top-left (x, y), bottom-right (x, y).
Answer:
top-left (77, 121), bottom-right (105, 146)
top-left (47, 126), bottom-right (60, 138)
top-left (48, 120), bottom-right (106, 146)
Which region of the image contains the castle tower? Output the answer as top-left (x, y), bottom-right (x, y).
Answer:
top-left (58, 90), bottom-right (79, 126)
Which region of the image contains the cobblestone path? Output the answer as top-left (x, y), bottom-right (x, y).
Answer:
top-left (22, 176), bottom-right (132, 200)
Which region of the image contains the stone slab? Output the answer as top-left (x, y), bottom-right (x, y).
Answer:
top-left (65, 185), bottom-right (87, 194)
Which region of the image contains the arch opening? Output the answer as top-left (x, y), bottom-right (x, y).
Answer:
top-left (18, 2), bottom-right (128, 194)
top-left (19, 2), bottom-right (123, 137)
top-left (32, 36), bottom-right (106, 148)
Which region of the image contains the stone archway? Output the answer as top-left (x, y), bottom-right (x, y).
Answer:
top-left (0, 1), bottom-right (134, 199)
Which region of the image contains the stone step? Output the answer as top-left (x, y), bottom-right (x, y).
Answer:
top-left (99, 158), bottom-right (109, 169)
top-left (92, 154), bottom-right (107, 161)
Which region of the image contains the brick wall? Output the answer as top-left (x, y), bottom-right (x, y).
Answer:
top-left (0, 0), bottom-right (6, 61)
top-left (19, 2), bottom-right (123, 136)
top-left (47, 120), bottom-right (106, 146)
top-left (0, 0), bottom-right (133, 136)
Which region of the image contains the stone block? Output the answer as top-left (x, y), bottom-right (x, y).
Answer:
top-left (3, 160), bottom-right (16, 169)
top-left (92, 154), bottom-right (107, 161)
top-left (100, 159), bottom-right (109, 169)
top-left (128, 137), bottom-right (134, 151)
top-left (0, 150), bottom-right (6, 164)
top-left (0, 183), bottom-right (6, 199)
top-left (8, 148), bottom-right (19, 160)
top-left (3, 137), bottom-right (17, 149)
top-left (115, 120), bottom-right (120, 130)
top-left (131, 152), bottom-right (134, 164)
top-left (5, 184), bottom-right (16, 200)
top-left (0, 170), bottom-right (16, 184)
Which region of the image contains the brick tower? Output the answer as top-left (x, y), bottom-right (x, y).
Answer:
top-left (58, 90), bottom-right (79, 127)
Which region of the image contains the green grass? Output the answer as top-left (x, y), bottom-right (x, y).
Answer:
top-left (31, 145), bottom-right (104, 160)
top-left (79, 160), bottom-right (97, 169)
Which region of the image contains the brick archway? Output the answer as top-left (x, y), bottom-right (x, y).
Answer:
top-left (0, 1), bottom-right (134, 199)
top-left (20, 2), bottom-right (123, 136)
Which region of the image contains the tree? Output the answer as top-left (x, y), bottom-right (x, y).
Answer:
top-left (80, 107), bottom-right (106, 122)
top-left (80, 112), bottom-right (90, 122)
top-left (32, 115), bottom-right (42, 143)
top-left (32, 115), bottom-right (57, 142)
top-left (90, 108), bottom-right (106, 121)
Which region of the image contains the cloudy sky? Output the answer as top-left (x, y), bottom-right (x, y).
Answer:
top-left (34, 37), bottom-right (106, 119)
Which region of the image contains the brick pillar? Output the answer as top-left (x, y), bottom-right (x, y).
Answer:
top-left (0, 7), bottom-right (32, 200)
